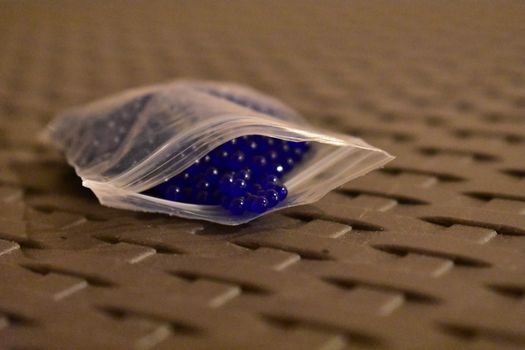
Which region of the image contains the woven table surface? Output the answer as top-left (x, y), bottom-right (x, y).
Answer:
top-left (1, 1), bottom-right (525, 349)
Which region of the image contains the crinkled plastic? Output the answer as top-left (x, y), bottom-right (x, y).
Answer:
top-left (44, 80), bottom-right (394, 225)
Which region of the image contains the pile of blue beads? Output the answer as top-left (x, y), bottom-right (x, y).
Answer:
top-left (144, 135), bottom-right (311, 216)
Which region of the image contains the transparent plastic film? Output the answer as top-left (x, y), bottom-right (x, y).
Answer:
top-left (45, 80), bottom-right (394, 225)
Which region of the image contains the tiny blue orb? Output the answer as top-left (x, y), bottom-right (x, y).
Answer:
top-left (229, 178), bottom-right (248, 196)
top-left (271, 184), bottom-right (288, 201)
top-left (250, 196), bottom-right (269, 214)
top-left (229, 196), bottom-right (246, 215)
top-left (263, 189), bottom-right (280, 207)
top-left (228, 150), bottom-right (245, 170)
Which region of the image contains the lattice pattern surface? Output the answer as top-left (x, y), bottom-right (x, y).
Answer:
top-left (1, 1), bottom-right (525, 349)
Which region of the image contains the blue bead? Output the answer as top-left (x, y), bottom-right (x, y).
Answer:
top-left (165, 185), bottom-right (186, 201)
top-left (199, 154), bottom-right (212, 168)
top-left (251, 155), bottom-right (267, 174)
top-left (269, 163), bottom-right (285, 177)
top-left (210, 149), bottom-right (229, 167)
top-left (283, 157), bottom-right (295, 172)
top-left (264, 174), bottom-right (279, 185)
top-left (219, 173), bottom-right (235, 193)
top-left (236, 169), bottom-right (251, 182)
top-left (263, 189), bottom-right (280, 207)
top-left (245, 139), bottom-right (258, 154)
top-left (196, 180), bottom-right (212, 191)
top-left (250, 196), bottom-right (269, 214)
top-left (249, 182), bottom-right (264, 193)
top-left (281, 142), bottom-right (292, 154)
top-left (298, 142), bottom-right (311, 152)
top-left (228, 151), bottom-right (245, 170)
top-left (229, 178), bottom-right (248, 196)
top-left (191, 160), bottom-right (201, 169)
top-left (204, 167), bottom-right (221, 183)
top-left (270, 184), bottom-right (288, 201)
top-left (266, 150), bottom-right (278, 162)
top-left (176, 171), bottom-right (192, 184)
top-left (229, 196), bottom-right (246, 215)
top-left (290, 147), bottom-right (303, 161)
top-left (258, 137), bottom-right (276, 153)
top-left (244, 193), bottom-right (256, 207)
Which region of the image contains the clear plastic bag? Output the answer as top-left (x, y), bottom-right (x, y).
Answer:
top-left (44, 80), bottom-right (394, 225)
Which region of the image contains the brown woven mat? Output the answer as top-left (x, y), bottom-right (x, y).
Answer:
top-left (1, 1), bottom-right (525, 349)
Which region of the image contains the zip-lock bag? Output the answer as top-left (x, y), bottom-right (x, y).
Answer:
top-left (44, 80), bottom-right (393, 225)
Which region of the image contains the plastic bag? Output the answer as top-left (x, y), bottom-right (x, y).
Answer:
top-left (44, 80), bottom-right (394, 225)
